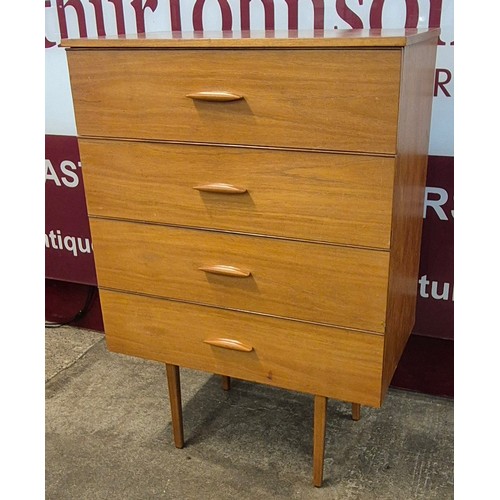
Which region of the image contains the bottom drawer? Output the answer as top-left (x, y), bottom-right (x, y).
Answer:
top-left (101, 290), bottom-right (385, 407)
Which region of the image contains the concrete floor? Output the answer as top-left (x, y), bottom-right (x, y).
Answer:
top-left (46, 326), bottom-right (454, 499)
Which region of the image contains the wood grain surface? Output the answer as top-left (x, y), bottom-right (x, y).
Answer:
top-left (313, 395), bottom-right (327, 487)
top-left (79, 139), bottom-right (395, 249)
top-left (67, 49), bottom-right (401, 154)
top-left (62, 30), bottom-right (439, 486)
top-left (64, 30), bottom-right (438, 412)
top-left (165, 364), bottom-right (184, 448)
top-left (89, 219), bottom-right (390, 333)
top-left (382, 37), bottom-right (438, 395)
top-left (60, 28), bottom-right (439, 49)
top-left (101, 290), bottom-right (385, 407)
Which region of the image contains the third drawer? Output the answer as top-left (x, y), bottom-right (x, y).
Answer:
top-left (90, 219), bottom-right (390, 333)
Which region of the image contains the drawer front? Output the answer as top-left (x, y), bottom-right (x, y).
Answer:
top-left (68, 49), bottom-right (401, 154)
top-left (80, 139), bottom-right (394, 249)
top-left (101, 290), bottom-right (384, 407)
top-left (90, 219), bottom-right (390, 333)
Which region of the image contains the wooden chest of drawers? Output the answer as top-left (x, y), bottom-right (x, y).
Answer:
top-left (62, 29), bottom-right (438, 486)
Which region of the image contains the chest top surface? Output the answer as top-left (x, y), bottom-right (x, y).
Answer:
top-left (60, 28), bottom-right (439, 49)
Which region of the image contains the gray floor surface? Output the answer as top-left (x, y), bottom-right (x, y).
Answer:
top-left (46, 326), bottom-right (454, 499)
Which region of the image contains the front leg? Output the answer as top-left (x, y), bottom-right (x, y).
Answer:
top-left (313, 395), bottom-right (328, 487)
top-left (165, 364), bottom-right (184, 448)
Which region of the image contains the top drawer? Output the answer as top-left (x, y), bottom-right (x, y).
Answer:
top-left (67, 49), bottom-right (402, 154)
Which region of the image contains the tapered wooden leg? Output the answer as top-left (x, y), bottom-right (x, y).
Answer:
top-left (165, 364), bottom-right (184, 449)
top-left (352, 403), bottom-right (361, 421)
top-left (221, 375), bottom-right (231, 391)
top-left (313, 395), bottom-right (328, 487)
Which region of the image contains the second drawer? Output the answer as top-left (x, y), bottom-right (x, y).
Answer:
top-left (80, 139), bottom-right (395, 249)
top-left (90, 219), bottom-right (390, 333)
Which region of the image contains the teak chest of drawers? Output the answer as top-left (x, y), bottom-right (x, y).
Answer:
top-left (62, 29), bottom-right (439, 487)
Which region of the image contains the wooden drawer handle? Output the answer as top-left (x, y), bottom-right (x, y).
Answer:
top-left (194, 183), bottom-right (247, 194)
top-left (204, 338), bottom-right (253, 352)
top-left (199, 265), bottom-right (251, 278)
top-left (186, 91), bottom-right (243, 102)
